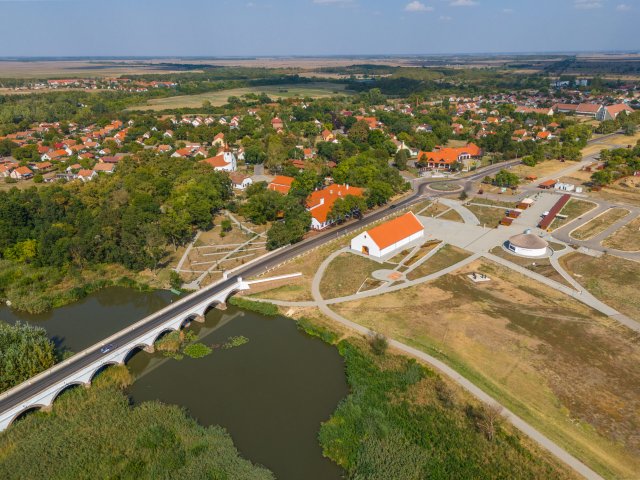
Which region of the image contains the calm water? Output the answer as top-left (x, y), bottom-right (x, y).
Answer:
top-left (0, 288), bottom-right (347, 480)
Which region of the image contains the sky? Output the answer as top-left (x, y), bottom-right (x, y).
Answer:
top-left (0, 0), bottom-right (637, 57)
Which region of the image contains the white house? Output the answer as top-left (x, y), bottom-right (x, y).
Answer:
top-left (201, 151), bottom-right (237, 172)
top-left (229, 172), bottom-right (253, 190)
top-left (351, 212), bottom-right (424, 259)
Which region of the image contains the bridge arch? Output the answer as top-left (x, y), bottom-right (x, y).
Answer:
top-left (89, 361), bottom-right (123, 384)
top-left (50, 381), bottom-right (87, 405)
top-left (8, 404), bottom-right (47, 428)
top-left (153, 327), bottom-right (178, 345)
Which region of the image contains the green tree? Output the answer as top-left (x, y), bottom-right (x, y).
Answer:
top-left (394, 149), bottom-right (409, 170)
top-left (0, 321), bottom-right (56, 393)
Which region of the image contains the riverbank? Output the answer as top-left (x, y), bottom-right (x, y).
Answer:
top-left (0, 366), bottom-right (275, 480)
top-left (0, 259), bottom-right (168, 314)
top-left (221, 298), bottom-right (578, 479)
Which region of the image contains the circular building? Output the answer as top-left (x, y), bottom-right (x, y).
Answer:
top-left (506, 233), bottom-right (549, 258)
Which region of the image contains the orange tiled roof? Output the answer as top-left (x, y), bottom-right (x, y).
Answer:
top-left (367, 212), bottom-right (423, 250)
top-left (268, 175), bottom-right (295, 194)
top-left (307, 184), bottom-right (365, 224)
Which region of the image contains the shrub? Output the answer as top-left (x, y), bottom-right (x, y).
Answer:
top-left (183, 343), bottom-right (213, 358)
top-left (368, 332), bottom-right (388, 356)
top-left (228, 297), bottom-right (278, 316)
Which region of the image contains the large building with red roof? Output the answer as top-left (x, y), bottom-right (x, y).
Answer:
top-left (306, 184), bottom-right (364, 230)
top-left (350, 212), bottom-right (424, 258)
top-left (417, 143), bottom-right (483, 171)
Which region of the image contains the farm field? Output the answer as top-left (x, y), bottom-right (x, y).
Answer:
top-left (333, 259), bottom-right (640, 480)
top-left (130, 82), bottom-right (353, 110)
top-left (0, 59), bottom-right (200, 78)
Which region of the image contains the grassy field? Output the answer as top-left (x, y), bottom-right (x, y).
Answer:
top-left (131, 82), bottom-right (352, 110)
top-left (418, 201), bottom-right (450, 217)
top-left (569, 208), bottom-right (630, 240)
top-left (406, 244), bottom-right (471, 280)
top-left (489, 246), bottom-right (571, 287)
top-left (511, 159), bottom-right (574, 180)
top-left (333, 259), bottom-right (640, 479)
top-left (591, 175), bottom-right (640, 207)
top-left (560, 252), bottom-right (640, 321)
top-left (469, 197), bottom-right (515, 208)
top-left (466, 204), bottom-right (506, 227)
top-left (438, 208), bottom-right (464, 222)
top-left (551, 198), bottom-right (598, 229)
top-left (602, 215), bottom-right (640, 251)
top-left (319, 253), bottom-right (391, 299)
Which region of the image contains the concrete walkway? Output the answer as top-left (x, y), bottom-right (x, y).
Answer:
top-left (439, 198), bottom-right (481, 225)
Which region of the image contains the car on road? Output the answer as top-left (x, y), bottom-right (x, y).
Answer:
top-left (100, 344), bottom-right (115, 354)
top-left (389, 204), bottom-right (397, 209)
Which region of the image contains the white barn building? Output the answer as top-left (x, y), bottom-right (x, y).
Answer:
top-left (351, 212), bottom-right (424, 259)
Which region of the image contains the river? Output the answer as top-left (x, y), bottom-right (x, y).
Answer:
top-left (0, 287), bottom-right (347, 480)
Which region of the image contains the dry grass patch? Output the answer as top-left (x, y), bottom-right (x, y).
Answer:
top-left (560, 252), bottom-right (640, 321)
top-left (320, 253), bottom-right (391, 299)
top-left (333, 259), bottom-right (640, 479)
top-left (602, 215), bottom-right (640, 251)
top-left (466, 204), bottom-right (506, 227)
top-left (550, 198), bottom-right (598, 229)
top-left (438, 208), bottom-right (464, 223)
top-left (468, 197), bottom-right (515, 208)
top-left (406, 244), bottom-right (471, 280)
top-left (511, 159), bottom-right (574, 179)
top-left (489, 247), bottom-right (572, 287)
top-left (419, 201), bottom-right (450, 218)
top-left (570, 208), bottom-right (630, 240)
top-left (132, 83), bottom-right (351, 110)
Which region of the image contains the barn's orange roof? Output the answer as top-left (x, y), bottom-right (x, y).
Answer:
top-left (268, 175), bottom-right (295, 194)
top-left (367, 212), bottom-right (423, 250)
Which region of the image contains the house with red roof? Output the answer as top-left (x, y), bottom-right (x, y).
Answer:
top-left (306, 184), bottom-right (365, 230)
top-left (350, 212), bottom-right (424, 258)
top-left (10, 166), bottom-right (33, 180)
top-left (417, 143), bottom-right (483, 171)
top-left (201, 151), bottom-right (237, 172)
top-left (599, 104), bottom-right (634, 121)
top-left (77, 169), bottom-right (97, 182)
top-left (229, 172), bottom-right (253, 190)
top-left (271, 117), bottom-right (284, 131)
top-left (268, 175), bottom-right (295, 194)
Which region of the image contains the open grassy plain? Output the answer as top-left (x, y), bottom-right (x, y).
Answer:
top-left (602, 215), bottom-right (640, 251)
top-left (570, 208), bottom-right (630, 240)
top-left (131, 82), bottom-right (352, 110)
top-left (560, 252), bottom-right (640, 321)
top-left (333, 259), bottom-right (640, 479)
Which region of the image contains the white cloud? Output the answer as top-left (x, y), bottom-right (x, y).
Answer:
top-left (502, 8), bottom-right (514, 13)
top-left (450, 0), bottom-right (477, 6)
top-left (574, 0), bottom-right (603, 9)
top-left (616, 3), bottom-right (631, 10)
top-left (405, 1), bottom-right (433, 12)
top-left (439, 15), bottom-right (452, 21)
